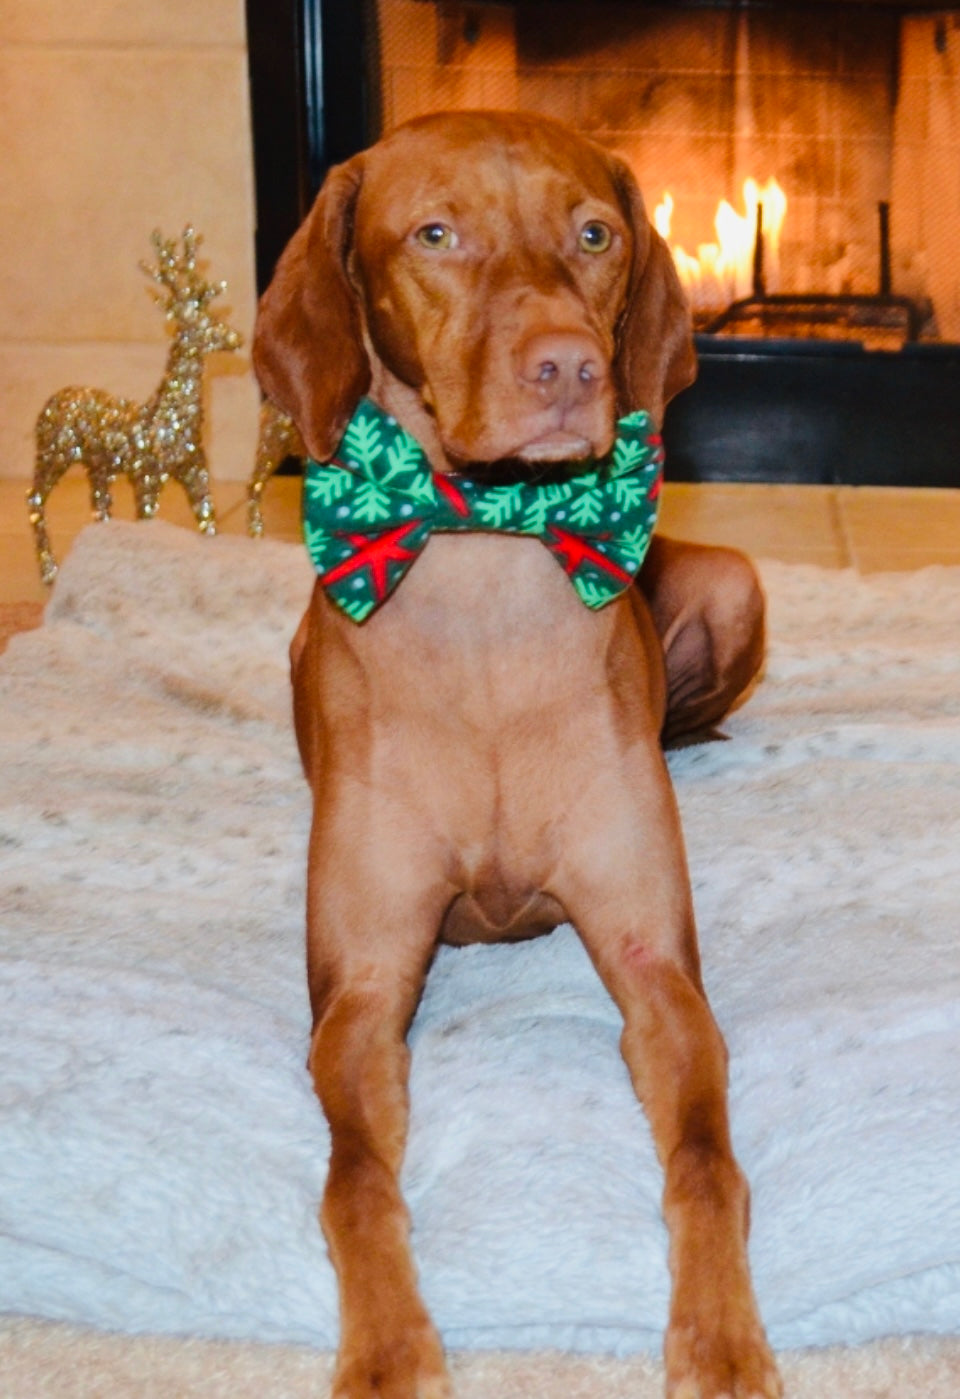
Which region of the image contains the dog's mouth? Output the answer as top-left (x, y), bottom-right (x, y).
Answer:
top-left (422, 387), bottom-right (617, 484)
top-left (517, 431), bottom-right (595, 463)
top-left (446, 433), bottom-right (609, 487)
top-left (449, 455), bottom-right (593, 488)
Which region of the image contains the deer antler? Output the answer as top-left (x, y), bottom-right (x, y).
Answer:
top-left (141, 228), bottom-right (227, 319)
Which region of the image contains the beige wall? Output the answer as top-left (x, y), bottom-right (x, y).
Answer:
top-left (0, 0), bottom-right (259, 482)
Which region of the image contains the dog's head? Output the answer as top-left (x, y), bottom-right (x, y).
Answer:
top-left (253, 111), bottom-right (695, 470)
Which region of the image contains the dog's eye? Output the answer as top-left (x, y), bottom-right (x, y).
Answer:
top-left (416, 223), bottom-right (458, 250)
top-left (579, 221), bottom-right (613, 254)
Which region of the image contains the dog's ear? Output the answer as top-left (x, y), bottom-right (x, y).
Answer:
top-left (252, 156), bottom-right (370, 461)
top-left (608, 155), bottom-right (697, 426)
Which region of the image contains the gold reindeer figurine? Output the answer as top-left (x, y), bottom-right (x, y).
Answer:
top-left (28, 228), bottom-right (242, 584)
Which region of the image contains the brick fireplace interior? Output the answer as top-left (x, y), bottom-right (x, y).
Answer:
top-left (246, 0), bottom-right (960, 484)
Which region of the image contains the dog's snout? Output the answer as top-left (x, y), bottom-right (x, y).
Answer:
top-left (517, 331), bottom-right (608, 407)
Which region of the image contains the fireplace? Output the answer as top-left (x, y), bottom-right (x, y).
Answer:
top-left (245, 0), bottom-right (960, 485)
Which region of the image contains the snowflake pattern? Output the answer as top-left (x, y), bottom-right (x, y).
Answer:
top-left (472, 485), bottom-right (525, 529)
top-left (303, 397), bottom-right (664, 622)
top-left (352, 480), bottom-right (393, 524)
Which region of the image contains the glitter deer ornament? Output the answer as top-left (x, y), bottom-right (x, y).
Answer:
top-left (28, 228), bottom-right (243, 584)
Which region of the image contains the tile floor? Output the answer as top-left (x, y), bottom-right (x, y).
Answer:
top-left (4, 472), bottom-right (960, 607)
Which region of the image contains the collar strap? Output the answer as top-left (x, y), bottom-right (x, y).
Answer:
top-left (303, 397), bottom-right (664, 622)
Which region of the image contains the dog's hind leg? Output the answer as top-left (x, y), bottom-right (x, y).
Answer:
top-left (637, 536), bottom-right (766, 745)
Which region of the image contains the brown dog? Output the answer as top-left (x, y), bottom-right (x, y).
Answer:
top-left (254, 110), bottom-right (779, 1399)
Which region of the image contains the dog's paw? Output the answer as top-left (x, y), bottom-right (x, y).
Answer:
top-left (665, 1312), bottom-right (782, 1399)
top-left (331, 1324), bottom-right (453, 1399)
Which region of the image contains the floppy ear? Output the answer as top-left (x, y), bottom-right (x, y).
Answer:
top-left (252, 156), bottom-right (370, 461)
top-left (608, 155), bottom-right (697, 426)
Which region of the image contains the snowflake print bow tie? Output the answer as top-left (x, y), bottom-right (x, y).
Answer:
top-left (302, 398), bottom-right (665, 623)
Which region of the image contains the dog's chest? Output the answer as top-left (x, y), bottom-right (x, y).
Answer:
top-left (317, 531), bottom-right (658, 843)
top-left (368, 533), bottom-right (612, 683)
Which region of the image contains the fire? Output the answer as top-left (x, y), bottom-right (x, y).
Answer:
top-left (654, 179), bottom-right (787, 313)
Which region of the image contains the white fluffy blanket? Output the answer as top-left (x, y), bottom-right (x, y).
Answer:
top-left (1, 520), bottom-right (959, 1357)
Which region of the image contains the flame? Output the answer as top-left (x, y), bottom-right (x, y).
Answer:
top-left (654, 178), bottom-right (787, 312)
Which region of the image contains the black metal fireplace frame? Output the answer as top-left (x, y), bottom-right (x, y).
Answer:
top-left (245, 0), bottom-right (372, 295)
top-left (244, 0), bottom-right (960, 487)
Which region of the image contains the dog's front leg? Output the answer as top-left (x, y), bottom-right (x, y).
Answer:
top-left (617, 956), bottom-right (780, 1399)
top-left (306, 813), bottom-right (452, 1399)
top-left (566, 749), bottom-right (781, 1399)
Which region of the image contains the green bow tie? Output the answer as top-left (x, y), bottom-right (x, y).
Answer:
top-left (303, 398), bottom-right (664, 623)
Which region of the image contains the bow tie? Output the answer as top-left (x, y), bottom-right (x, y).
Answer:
top-left (303, 398), bottom-right (664, 623)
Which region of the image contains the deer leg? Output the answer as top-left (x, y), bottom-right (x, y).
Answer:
top-left (30, 397), bottom-right (78, 583)
top-left (246, 431), bottom-right (275, 538)
top-left (88, 467), bottom-right (114, 523)
top-left (248, 403), bottom-right (301, 537)
top-left (129, 465), bottom-right (159, 522)
top-left (29, 415), bottom-right (79, 584)
top-left (26, 480), bottom-right (59, 587)
top-left (180, 459), bottom-right (217, 536)
top-left (246, 473), bottom-right (268, 538)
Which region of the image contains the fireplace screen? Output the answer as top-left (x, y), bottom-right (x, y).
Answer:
top-left (373, 0), bottom-right (959, 348)
top-left (246, 0), bottom-right (960, 484)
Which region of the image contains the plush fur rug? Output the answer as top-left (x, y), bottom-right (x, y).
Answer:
top-left (1, 520), bottom-right (959, 1394)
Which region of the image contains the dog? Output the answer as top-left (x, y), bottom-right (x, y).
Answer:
top-left (253, 110), bottom-right (780, 1399)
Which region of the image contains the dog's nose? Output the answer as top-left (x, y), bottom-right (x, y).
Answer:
top-left (516, 331), bottom-right (608, 408)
